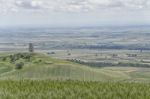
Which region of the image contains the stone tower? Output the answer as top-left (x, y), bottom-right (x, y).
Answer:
top-left (29, 43), bottom-right (34, 53)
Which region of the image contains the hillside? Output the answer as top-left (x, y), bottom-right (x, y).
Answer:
top-left (0, 53), bottom-right (124, 81)
top-left (0, 53), bottom-right (150, 82)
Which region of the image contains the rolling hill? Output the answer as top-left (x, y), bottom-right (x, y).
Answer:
top-left (0, 53), bottom-right (150, 82)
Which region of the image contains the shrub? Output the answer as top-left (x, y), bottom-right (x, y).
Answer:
top-left (2, 57), bottom-right (6, 61)
top-left (47, 52), bottom-right (56, 55)
top-left (9, 55), bottom-right (16, 63)
top-left (15, 62), bottom-right (24, 69)
top-left (68, 53), bottom-right (71, 56)
top-left (33, 59), bottom-right (42, 64)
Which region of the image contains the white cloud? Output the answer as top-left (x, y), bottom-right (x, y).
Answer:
top-left (15, 0), bottom-right (42, 9)
top-left (0, 0), bottom-right (149, 13)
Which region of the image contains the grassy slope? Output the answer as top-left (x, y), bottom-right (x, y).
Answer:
top-left (0, 80), bottom-right (150, 99)
top-left (0, 53), bottom-right (150, 99)
top-left (0, 53), bottom-right (128, 81)
top-left (0, 53), bottom-right (150, 82)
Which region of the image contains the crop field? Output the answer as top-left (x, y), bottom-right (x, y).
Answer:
top-left (49, 49), bottom-right (150, 63)
top-left (0, 80), bottom-right (150, 99)
top-left (0, 27), bottom-right (150, 52)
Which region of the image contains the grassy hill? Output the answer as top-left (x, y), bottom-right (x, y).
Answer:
top-left (0, 53), bottom-right (150, 99)
top-left (0, 53), bottom-right (150, 82)
top-left (0, 53), bottom-right (125, 81)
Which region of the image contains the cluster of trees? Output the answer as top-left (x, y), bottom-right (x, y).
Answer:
top-left (57, 44), bottom-right (150, 51)
top-left (9, 53), bottom-right (32, 63)
top-left (126, 54), bottom-right (137, 57)
top-left (0, 53), bottom-right (33, 70)
top-left (68, 59), bottom-right (150, 68)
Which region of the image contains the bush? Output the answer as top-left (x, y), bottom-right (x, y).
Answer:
top-left (68, 53), bottom-right (71, 56)
top-left (2, 57), bottom-right (6, 61)
top-left (47, 52), bottom-right (56, 55)
top-left (15, 62), bottom-right (24, 69)
top-left (9, 55), bottom-right (16, 63)
top-left (33, 59), bottom-right (42, 64)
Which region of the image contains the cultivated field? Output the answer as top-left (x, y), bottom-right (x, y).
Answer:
top-left (0, 80), bottom-right (150, 99)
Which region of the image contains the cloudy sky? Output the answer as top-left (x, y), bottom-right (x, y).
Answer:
top-left (0, 0), bottom-right (150, 27)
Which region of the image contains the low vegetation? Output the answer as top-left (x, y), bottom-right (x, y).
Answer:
top-left (0, 53), bottom-right (150, 82)
top-left (68, 59), bottom-right (150, 68)
top-left (0, 53), bottom-right (149, 98)
top-left (15, 62), bottom-right (24, 69)
top-left (0, 80), bottom-right (150, 99)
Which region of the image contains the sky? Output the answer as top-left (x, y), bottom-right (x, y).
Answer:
top-left (0, 0), bottom-right (150, 27)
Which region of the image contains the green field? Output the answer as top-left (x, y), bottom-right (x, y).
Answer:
top-left (0, 53), bottom-right (150, 82)
top-left (0, 80), bottom-right (150, 99)
top-left (0, 53), bottom-right (150, 98)
top-left (0, 53), bottom-right (128, 81)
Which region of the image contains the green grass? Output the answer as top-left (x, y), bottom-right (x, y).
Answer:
top-left (0, 53), bottom-right (150, 98)
top-left (0, 80), bottom-right (150, 99)
top-left (0, 53), bottom-right (150, 82)
top-left (0, 53), bottom-right (130, 81)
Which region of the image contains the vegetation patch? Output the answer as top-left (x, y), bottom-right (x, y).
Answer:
top-left (68, 59), bottom-right (150, 68)
top-left (0, 80), bottom-right (149, 99)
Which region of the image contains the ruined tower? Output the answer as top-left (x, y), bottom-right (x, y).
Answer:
top-left (29, 43), bottom-right (34, 53)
